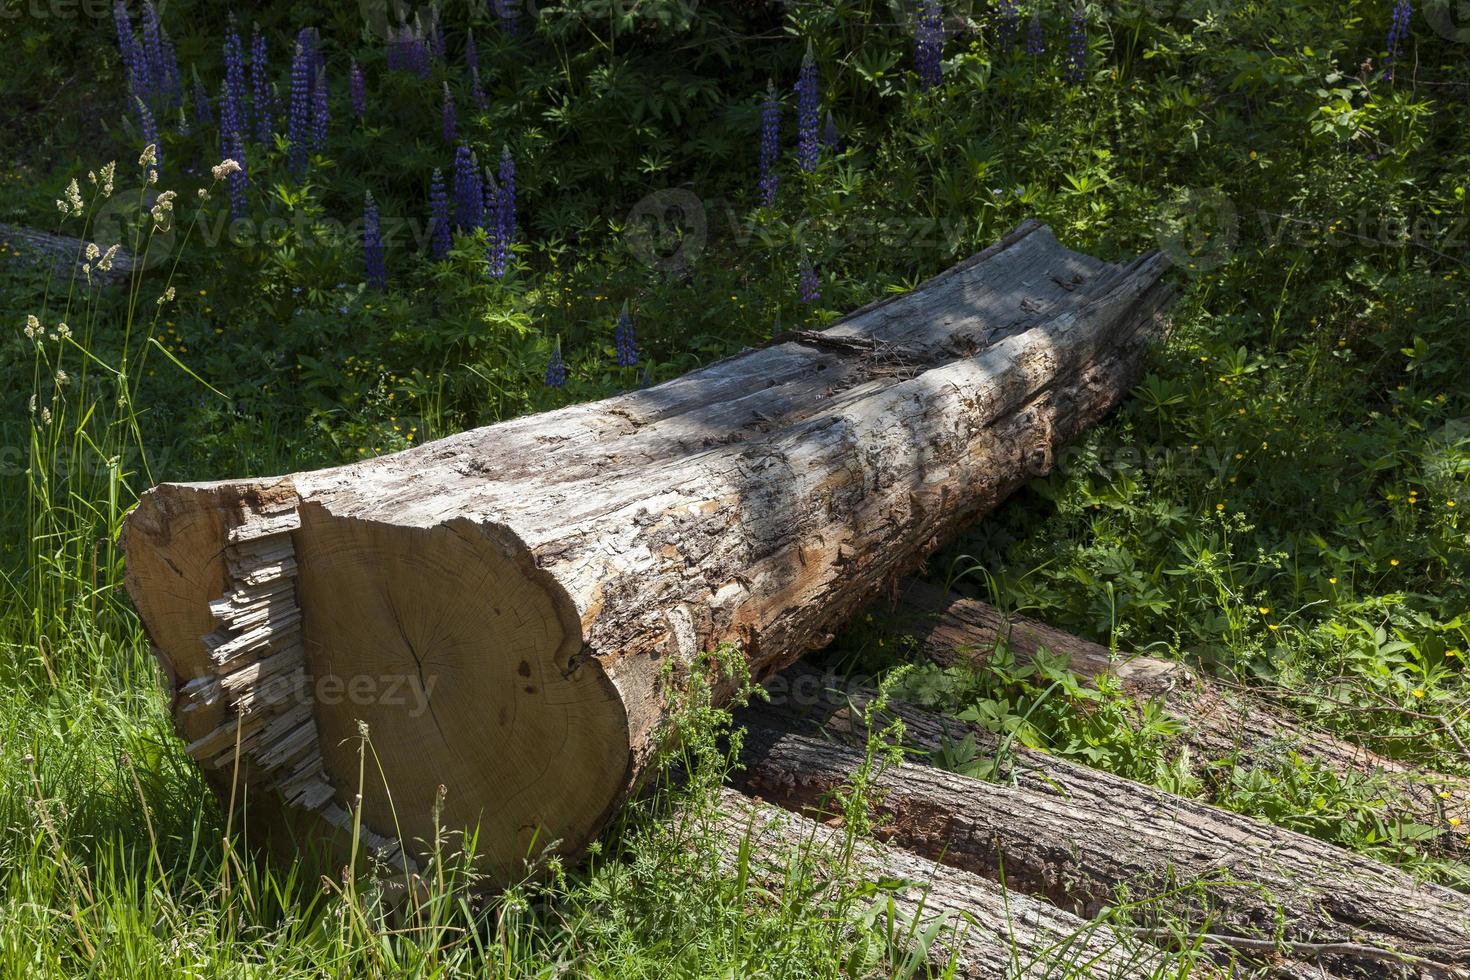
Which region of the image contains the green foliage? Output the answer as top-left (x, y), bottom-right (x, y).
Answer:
top-left (2, 0), bottom-right (1470, 972)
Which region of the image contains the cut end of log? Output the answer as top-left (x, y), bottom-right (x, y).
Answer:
top-left (125, 481), bottom-right (631, 882)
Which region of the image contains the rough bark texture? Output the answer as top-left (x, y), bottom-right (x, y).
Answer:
top-left (889, 580), bottom-right (1470, 827)
top-left (710, 788), bottom-right (1188, 979)
top-left (120, 221), bottom-right (1172, 882)
top-left (0, 222), bottom-right (135, 286)
top-left (737, 683), bottom-right (1470, 979)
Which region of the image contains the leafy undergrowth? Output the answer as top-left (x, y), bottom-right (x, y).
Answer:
top-left (3, 0), bottom-right (1470, 974)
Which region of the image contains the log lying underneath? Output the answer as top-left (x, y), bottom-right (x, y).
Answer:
top-left (0, 222), bottom-right (135, 286)
top-left (888, 580), bottom-right (1470, 827)
top-left (737, 681), bottom-right (1470, 978)
top-left (709, 788), bottom-right (1190, 978)
top-left (120, 221), bottom-right (1172, 882)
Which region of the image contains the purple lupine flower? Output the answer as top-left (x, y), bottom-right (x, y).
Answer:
top-left (614, 304), bottom-right (636, 367)
top-left (251, 26), bottom-right (273, 143)
top-left (758, 83), bottom-right (780, 207)
top-left (441, 82), bottom-right (456, 142)
top-left (996, 0), bottom-right (1020, 50)
top-left (192, 72), bottom-right (212, 125)
top-left (495, 0), bottom-right (520, 37)
top-left (1026, 11), bottom-right (1045, 56)
top-left (1064, 6), bottom-right (1087, 83)
top-left (349, 59), bottom-right (366, 120)
top-left (470, 65), bottom-right (488, 110)
top-left (136, 97), bottom-right (160, 178)
top-left (225, 133), bottom-right (249, 220)
top-left (795, 44), bottom-right (820, 172)
top-left (363, 192), bottom-right (387, 290)
top-left (915, 0), bottom-right (944, 89)
top-left (129, 36), bottom-right (154, 104)
top-left (310, 67), bottom-right (329, 151)
top-left (1385, 0), bottom-right (1412, 80)
top-left (160, 28), bottom-right (182, 107)
top-left (465, 27), bottom-right (479, 73)
top-left (484, 167), bottom-right (507, 277)
top-left (452, 144), bottom-right (482, 229)
top-left (822, 110), bottom-right (839, 152)
top-left (114, 1), bottom-right (137, 89)
top-left (799, 253), bottom-right (820, 304)
top-left (429, 4), bottom-right (446, 59)
top-left (497, 146), bottom-right (516, 241)
top-left (217, 78), bottom-right (249, 213)
top-left (429, 168), bottom-right (451, 260)
top-left (288, 39), bottom-right (311, 176)
top-left (544, 342), bottom-right (567, 388)
top-left (141, 1), bottom-right (165, 100)
top-left (224, 18), bottom-right (249, 139)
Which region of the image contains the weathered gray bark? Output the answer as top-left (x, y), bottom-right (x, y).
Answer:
top-left (0, 222), bottom-right (135, 286)
top-left (737, 684), bottom-right (1470, 978)
top-left (120, 221), bottom-right (1172, 882)
top-left (709, 788), bottom-right (1191, 979)
top-left (889, 580), bottom-right (1470, 828)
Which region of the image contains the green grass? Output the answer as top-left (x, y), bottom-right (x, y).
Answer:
top-left (2, 0), bottom-right (1469, 974)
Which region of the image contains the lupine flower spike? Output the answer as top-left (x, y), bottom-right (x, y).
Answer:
top-left (1065, 6), bottom-right (1087, 83)
top-left (545, 340), bottom-right (567, 388)
top-left (192, 70), bottom-right (213, 125)
top-left (799, 253), bottom-right (820, 304)
top-left (498, 146), bottom-right (516, 242)
top-left (470, 66), bottom-right (488, 110)
top-left (429, 168), bottom-right (451, 260)
top-left (614, 303), bottom-right (637, 367)
top-left (363, 192), bottom-right (386, 289)
top-left (114, 1), bottom-right (137, 91)
top-left (442, 82), bottom-right (457, 142)
top-left (822, 111), bottom-right (839, 152)
top-left (1027, 11), bottom-right (1045, 56)
top-left (495, 0), bottom-right (520, 38)
top-left (758, 82), bottom-right (780, 207)
top-left (349, 60), bottom-right (367, 120)
top-left (288, 39), bottom-right (311, 176)
top-left (310, 67), bottom-right (330, 151)
top-left (915, 0), bottom-right (944, 89)
top-left (224, 17), bottom-right (249, 139)
top-left (251, 26), bottom-right (273, 143)
top-left (136, 98), bottom-right (160, 179)
top-left (997, 0), bottom-right (1020, 49)
top-left (484, 167), bottom-right (506, 277)
top-left (795, 44), bottom-right (820, 172)
top-left (453, 144), bottom-right (482, 229)
top-left (1385, 0), bottom-right (1412, 81)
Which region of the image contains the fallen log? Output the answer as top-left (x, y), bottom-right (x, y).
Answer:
top-left (888, 580), bottom-right (1470, 827)
top-left (737, 680), bottom-right (1470, 978)
top-left (709, 787), bottom-right (1190, 978)
top-left (120, 221), bottom-right (1172, 882)
top-left (0, 222), bottom-right (135, 286)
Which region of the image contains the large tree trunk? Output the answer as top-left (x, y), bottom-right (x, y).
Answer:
top-left (738, 682), bottom-right (1470, 978)
top-left (120, 221), bottom-right (1172, 882)
top-left (709, 788), bottom-right (1189, 979)
top-left (889, 580), bottom-right (1470, 828)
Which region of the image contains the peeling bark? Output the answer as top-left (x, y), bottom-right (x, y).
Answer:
top-left (888, 580), bottom-right (1470, 829)
top-left (737, 684), bottom-right (1470, 979)
top-left (709, 788), bottom-right (1189, 979)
